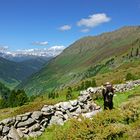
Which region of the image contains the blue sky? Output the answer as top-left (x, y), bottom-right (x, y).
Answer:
top-left (0, 0), bottom-right (140, 51)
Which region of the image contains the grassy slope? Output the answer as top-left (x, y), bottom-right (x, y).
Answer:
top-left (0, 57), bottom-right (47, 89)
top-left (0, 90), bottom-right (79, 121)
top-left (73, 59), bottom-right (140, 89)
top-left (18, 26), bottom-right (140, 95)
top-left (34, 86), bottom-right (140, 140)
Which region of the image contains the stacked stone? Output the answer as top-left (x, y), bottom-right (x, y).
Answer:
top-left (87, 79), bottom-right (140, 94)
top-left (0, 91), bottom-right (100, 140)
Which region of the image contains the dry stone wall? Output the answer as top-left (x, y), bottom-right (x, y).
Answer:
top-left (1, 79), bottom-right (140, 140)
top-left (0, 90), bottom-right (100, 140)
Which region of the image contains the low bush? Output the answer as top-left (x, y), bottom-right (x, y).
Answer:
top-left (36, 96), bottom-right (140, 140)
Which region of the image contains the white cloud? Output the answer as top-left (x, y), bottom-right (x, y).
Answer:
top-left (32, 41), bottom-right (48, 46)
top-left (48, 45), bottom-right (65, 51)
top-left (77, 13), bottom-right (111, 28)
top-left (80, 28), bottom-right (90, 33)
top-left (59, 25), bottom-right (71, 31)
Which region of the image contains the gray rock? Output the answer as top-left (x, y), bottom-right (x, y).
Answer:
top-left (2, 126), bottom-right (10, 134)
top-left (60, 108), bottom-right (66, 113)
top-left (66, 110), bottom-right (72, 118)
top-left (40, 118), bottom-right (48, 127)
top-left (21, 115), bottom-right (29, 121)
top-left (17, 118), bottom-right (35, 128)
top-left (17, 128), bottom-right (24, 138)
top-left (31, 111), bottom-right (42, 120)
top-left (55, 111), bottom-right (63, 116)
top-left (75, 106), bottom-right (82, 114)
top-left (8, 126), bottom-right (20, 140)
top-left (28, 131), bottom-right (42, 137)
top-left (40, 127), bottom-right (45, 132)
top-left (49, 116), bottom-right (64, 126)
top-left (78, 95), bottom-right (89, 102)
top-left (79, 102), bottom-right (84, 106)
top-left (29, 123), bottom-right (41, 132)
top-left (69, 106), bottom-right (78, 112)
top-left (22, 128), bottom-right (29, 134)
top-left (1, 136), bottom-right (8, 140)
top-left (17, 127), bottom-right (26, 131)
top-left (16, 116), bottom-right (22, 121)
top-left (69, 100), bottom-right (78, 106)
top-left (60, 102), bottom-right (73, 110)
top-left (41, 105), bottom-right (54, 114)
top-left (1, 117), bottom-right (15, 126)
top-left (63, 114), bottom-right (68, 120)
top-left (54, 102), bottom-right (61, 109)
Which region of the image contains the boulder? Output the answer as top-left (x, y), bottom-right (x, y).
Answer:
top-left (8, 126), bottom-right (20, 140)
top-left (60, 102), bottom-right (73, 110)
top-left (21, 116), bottom-right (29, 121)
top-left (2, 126), bottom-right (10, 134)
top-left (66, 110), bottom-right (72, 118)
top-left (29, 123), bottom-right (41, 132)
top-left (1, 117), bottom-right (15, 126)
top-left (40, 126), bottom-right (45, 132)
top-left (55, 111), bottom-right (64, 117)
top-left (16, 118), bottom-right (35, 128)
top-left (22, 128), bottom-right (29, 134)
top-left (63, 114), bottom-right (68, 120)
top-left (75, 106), bottom-right (82, 114)
top-left (49, 116), bottom-right (64, 126)
top-left (69, 100), bottom-right (78, 106)
top-left (16, 116), bottom-right (22, 121)
top-left (78, 94), bottom-right (90, 102)
top-left (17, 128), bottom-right (24, 138)
top-left (41, 105), bottom-right (55, 114)
top-left (1, 136), bottom-right (8, 140)
top-left (31, 111), bottom-right (42, 120)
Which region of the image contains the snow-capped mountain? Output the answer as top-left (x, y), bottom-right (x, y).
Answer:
top-left (0, 45), bottom-right (65, 62)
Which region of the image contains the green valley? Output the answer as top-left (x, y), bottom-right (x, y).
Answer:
top-left (18, 26), bottom-right (140, 96)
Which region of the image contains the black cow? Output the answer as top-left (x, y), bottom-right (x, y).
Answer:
top-left (102, 82), bottom-right (114, 110)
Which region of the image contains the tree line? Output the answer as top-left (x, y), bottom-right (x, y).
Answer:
top-left (0, 82), bottom-right (28, 109)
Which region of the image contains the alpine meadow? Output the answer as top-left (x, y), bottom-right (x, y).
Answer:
top-left (0, 0), bottom-right (140, 140)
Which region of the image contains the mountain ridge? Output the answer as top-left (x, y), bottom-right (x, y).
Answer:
top-left (0, 57), bottom-right (51, 89)
top-left (18, 26), bottom-right (140, 95)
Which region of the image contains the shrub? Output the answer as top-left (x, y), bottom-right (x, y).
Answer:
top-left (125, 73), bottom-right (135, 81)
top-left (8, 90), bottom-right (28, 107)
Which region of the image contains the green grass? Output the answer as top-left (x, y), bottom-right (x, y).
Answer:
top-left (31, 86), bottom-right (140, 140)
top-left (95, 86), bottom-right (140, 109)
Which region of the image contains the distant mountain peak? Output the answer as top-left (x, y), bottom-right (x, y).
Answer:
top-left (0, 46), bottom-right (65, 62)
